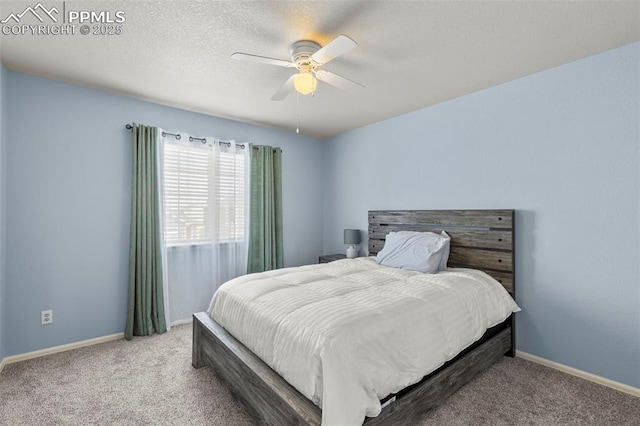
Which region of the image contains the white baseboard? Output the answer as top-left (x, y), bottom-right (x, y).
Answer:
top-left (516, 350), bottom-right (640, 398)
top-left (0, 332), bottom-right (124, 370)
top-left (170, 317), bottom-right (193, 327)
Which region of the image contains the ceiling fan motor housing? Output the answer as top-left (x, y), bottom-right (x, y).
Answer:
top-left (290, 40), bottom-right (321, 68)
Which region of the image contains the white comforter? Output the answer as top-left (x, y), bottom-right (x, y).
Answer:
top-left (208, 257), bottom-right (520, 425)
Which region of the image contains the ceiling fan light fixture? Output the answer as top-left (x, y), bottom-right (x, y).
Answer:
top-left (293, 72), bottom-right (317, 95)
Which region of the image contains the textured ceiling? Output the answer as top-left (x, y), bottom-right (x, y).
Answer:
top-left (1, 1), bottom-right (639, 138)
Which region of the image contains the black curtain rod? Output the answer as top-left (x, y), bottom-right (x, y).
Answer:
top-left (124, 123), bottom-right (281, 152)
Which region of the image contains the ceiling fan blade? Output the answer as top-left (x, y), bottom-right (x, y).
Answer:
top-left (231, 52), bottom-right (295, 68)
top-left (311, 35), bottom-right (357, 65)
top-left (271, 75), bottom-right (296, 101)
top-left (315, 70), bottom-right (365, 92)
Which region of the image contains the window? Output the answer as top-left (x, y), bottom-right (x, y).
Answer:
top-left (162, 142), bottom-right (246, 246)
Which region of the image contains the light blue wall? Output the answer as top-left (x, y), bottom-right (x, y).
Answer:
top-left (322, 42), bottom-right (640, 388)
top-left (0, 62), bottom-right (6, 360)
top-left (4, 72), bottom-right (324, 356)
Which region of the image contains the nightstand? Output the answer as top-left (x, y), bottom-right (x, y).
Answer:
top-left (319, 254), bottom-right (347, 264)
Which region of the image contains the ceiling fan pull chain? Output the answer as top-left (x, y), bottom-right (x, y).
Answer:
top-left (296, 91), bottom-right (300, 134)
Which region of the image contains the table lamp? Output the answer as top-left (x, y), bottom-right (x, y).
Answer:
top-left (344, 229), bottom-right (361, 259)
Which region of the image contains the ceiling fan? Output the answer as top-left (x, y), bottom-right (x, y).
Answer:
top-left (231, 35), bottom-right (365, 101)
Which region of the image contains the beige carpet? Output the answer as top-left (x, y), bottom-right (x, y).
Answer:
top-left (1, 324), bottom-right (638, 425)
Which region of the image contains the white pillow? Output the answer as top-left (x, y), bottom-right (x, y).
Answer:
top-left (395, 231), bottom-right (451, 271)
top-left (390, 231), bottom-right (451, 270)
top-left (376, 231), bottom-right (448, 273)
top-left (439, 231), bottom-right (451, 271)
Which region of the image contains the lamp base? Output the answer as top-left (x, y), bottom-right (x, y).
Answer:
top-left (346, 245), bottom-right (358, 259)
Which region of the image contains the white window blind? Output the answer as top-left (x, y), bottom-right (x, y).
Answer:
top-left (163, 142), bottom-right (246, 246)
top-left (216, 151), bottom-right (246, 242)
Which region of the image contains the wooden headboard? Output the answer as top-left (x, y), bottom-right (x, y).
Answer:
top-left (368, 210), bottom-right (515, 295)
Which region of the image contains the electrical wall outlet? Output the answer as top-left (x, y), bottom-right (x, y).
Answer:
top-left (41, 310), bottom-right (53, 325)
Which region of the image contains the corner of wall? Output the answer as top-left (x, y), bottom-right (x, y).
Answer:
top-left (319, 135), bottom-right (334, 255)
top-left (0, 62), bottom-right (7, 362)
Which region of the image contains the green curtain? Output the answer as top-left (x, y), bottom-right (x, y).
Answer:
top-left (125, 124), bottom-right (166, 340)
top-left (248, 145), bottom-right (284, 273)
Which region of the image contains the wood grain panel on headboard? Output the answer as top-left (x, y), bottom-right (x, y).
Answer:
top-left (368, 210), bottom-right (515, 295)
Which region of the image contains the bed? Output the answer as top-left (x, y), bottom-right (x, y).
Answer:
top-left (192, 209), bottom-right (517, 425)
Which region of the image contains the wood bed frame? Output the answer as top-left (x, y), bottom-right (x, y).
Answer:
top-left (192, 209), bottom-right (516, 425)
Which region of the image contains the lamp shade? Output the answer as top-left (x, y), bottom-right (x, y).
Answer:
top-left (293, 72), bottom-right (317, 95)
top-left (344, 229), bottom-right (361, 245)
